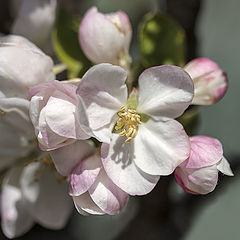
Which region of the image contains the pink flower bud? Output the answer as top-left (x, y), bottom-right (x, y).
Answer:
top-left (79, 7), bottom-right (132, 67)
top-left (175, 136), bottom-right (233, 194)
top-left (184, 58), bottom-right (228, 105)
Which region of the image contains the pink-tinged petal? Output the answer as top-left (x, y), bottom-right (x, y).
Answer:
top-left (184, 58), bottom-right (219, 79)
top-left (69, 153), bottom-right (102, 196)
top-left (1, 167), bottom-right (34, 239)
top-left (37, 107), bottom-right (76, 150)
top-left (101, 135), bottom-right (160, 196)
top-left (50, 140), bottom-right (95, 176)
top-left (137, 65), bottom-right (194, 119)
top-left (79, 7), bottom-right (131, 64)
top-left (133, 118), bottom-right (190, 175)
top-left (44, 93), bottom-right (88, 140)
top-left (73, 192), bottom-right (104, 215)
top-left (175, 164), bottom-right (219, 194)
top-left (77, 64), bottom-right (127, 142)
top-left (182, 136), bottom-right (223, 169)
top-left (192, 70), bottom-right (228, 105)
top-left (217, 157), bottom-right (234, 176)
top-left (89, 169), bottom-right (129, 215)
top-left (20, 162), bottom-right (73, 229)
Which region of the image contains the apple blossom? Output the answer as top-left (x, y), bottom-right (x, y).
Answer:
top-left (29, 80), bottom-right (89, 151)
top-left (1, 160), bottom-right (72, 239)
top-left (0, 35), bottom-right (55, 169)
top-left (184, 58), bottom-right (228, 105)
top-left (77, 63), bottom-right (194, 195)
top-left (79, 7), bottom-right (132, 68)
top-left (11, 0), bottom-right (57, 49)
top-left (174, 136), bottom-right (233, 194)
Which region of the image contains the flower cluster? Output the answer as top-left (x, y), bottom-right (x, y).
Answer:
top-left (0, 4), bottom-right (233, 239)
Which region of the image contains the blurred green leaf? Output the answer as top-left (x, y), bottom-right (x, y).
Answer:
top-left (177, 106), bottom-right (200, 136)
top-left (53, 8), bottom-right (91, 78)
top-left (139, 12), bottom-right (186, 68)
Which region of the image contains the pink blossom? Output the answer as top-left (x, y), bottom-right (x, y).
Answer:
top-left (175, 136), bottom-right (233, 194)
top-left (79, 7), bottom-right (132, 67)
top-left (77, 63), bottom-right (194, 195)
top-left (29, 80), bottom-right (89, 151)
top-left (184, 58), bottom-right (228, 105)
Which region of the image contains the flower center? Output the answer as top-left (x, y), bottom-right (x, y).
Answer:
top-left (115, 106), bottom-right (141, 143)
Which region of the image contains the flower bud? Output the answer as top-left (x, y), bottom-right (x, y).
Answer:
top-left (175, 136), bottom-right (233, 194)
top-left (79, 7), bottom-right (132, 68)
top-left (184, 58), bottom-right (228, 105)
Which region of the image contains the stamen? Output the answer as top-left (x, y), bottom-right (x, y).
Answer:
top-left (115, 106), bottom-right (141, 143)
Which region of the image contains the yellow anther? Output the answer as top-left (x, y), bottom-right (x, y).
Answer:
top-left (119, 129), bottom-right (126, 136)
top-left (126, 127), bottom-right (133, 137)
top-left (120, 106), bottom-right (125, 111)
top-left (115, 106), bottom-right (141, 143)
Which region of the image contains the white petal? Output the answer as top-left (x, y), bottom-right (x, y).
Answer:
top-left (69, 153), bottom-right (102, 196)
top-left (217, 157), bottom-right (234, 176)
top-left (50, 140), bottom-right (95, 176)
top-left (77, 63), bottom-right (127, 143)
top-left (89, 169), bottom-right (129, 214)
top-left (134, 118), bottom-right (190, 175)
top-left (1, 167), bottom-right (34, 239)
top-left (101, 135), bottom-right (160, 196)
top-left (20, 162), bottom-right (73, 229)
top-left (137, 65), bottom-right (194, 119)
top-left (73, 192), bottom-right (104, 215)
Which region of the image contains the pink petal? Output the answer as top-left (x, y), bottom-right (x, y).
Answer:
top-left (182, 136), bottom-right (223, 169)
top-left (69, 153), bottom-right (102, 196)
top-left (101, 135), bottom-right (160, 196)
top-left (89, 169), bottom-right (129, 215)
top-left (77, 63), bottom-right (127, 143)
top-left (184, 58), bottom-right (219, 79)
top-left (73, 192), bottom-right (104, 215)
top-left (50, 140), bottom-right (95, 176)
top-left (133, 118), bottom-right (190, 175)
top-left (175, 164), bottom-right (219, 194)
top-left (137, 65), bottom-right (194, 119)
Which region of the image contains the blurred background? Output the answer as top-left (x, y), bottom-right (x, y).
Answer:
top-left (0, 0), bottom-right (239, 239)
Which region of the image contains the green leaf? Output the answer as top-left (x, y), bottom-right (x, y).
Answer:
top-left (52, 8), bottom-right (91, 78)
top-left (139, 12), bottom-right (186, 68)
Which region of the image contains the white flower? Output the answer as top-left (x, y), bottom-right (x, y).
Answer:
top-left (77, 63), bottom-right (194, 195)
